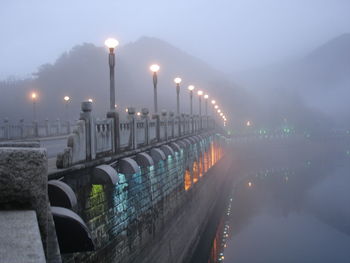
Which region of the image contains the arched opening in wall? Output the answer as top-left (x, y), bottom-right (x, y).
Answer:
top-left (204, 151), bottom-right (209, 172)
top-left (211, 142), bottom-right (215, 166)
top-left (199, 154), bottom-right (203, 177)
top-left (193, 161), bottom-right (199, 183)
top-left (184, 169), bottom-right (191, 191)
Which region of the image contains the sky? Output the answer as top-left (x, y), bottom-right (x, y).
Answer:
top-left (0, 0), bottom-right (349, 79)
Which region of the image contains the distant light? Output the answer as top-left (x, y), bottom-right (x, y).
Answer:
top-left (218, 109), bottom-right (221, 113)
top-left (125, 108), bottom-right (128, 112)
top-left (115, 104), bottom-right (118, 108)
top-left (150, 64), bottom-right (160, 73)
top-left (215, 105), bottom-right (218, 109)
top-left (197, 90), bottom-right (203, 96)
top-left (104, 38), bottom-right (119, 49)
top-left (246, 121), bottom-right (251, 126)
top-left (204, 94), bottom-right (209, 99)
top-left (211, 100), bottom-right (216, 104)
top-left (248, 181), bottom-right (252, 187)
top-left (88, 98), bottom-right (93, 103)
top-left (174, 77), bottom-right (182, 84)
top-left (220, 113), bottom-right (223, 116)
top-left (137, 112), bottom-right (141, 116)
top-left (64, 96), bottom-right (70, 102)
top-left (188, 85), bottom-right (195, 91)
top-left (31, 92), bottom-right (37, 100)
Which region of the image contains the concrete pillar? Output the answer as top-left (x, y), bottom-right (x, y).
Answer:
top-left (4, 118), bottom-right (9, 140)
top-left (45, 119), bottom-right (50, 137)
top-left (107, 110), bottom-right (120, 153)
top-left (19, 119), bottom-right (24, 138)
top-left (80, 101), bottom-right (95, 161)
top-left (141, 108), bottom-right (149, 145)
top-left (56, 118), bottom-right (61, 135)
top-left (161, 110), bottom-right (167, 141)
top-left (33, 120), bottom-right (39, 137)
top-left (127, 107), bottom-right (136, 150)
top-left (153, 113), bottom-right (160, 142)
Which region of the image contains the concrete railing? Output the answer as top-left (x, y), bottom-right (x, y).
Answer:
top-left (56, 101), bottom-right (215, 168)
top-left (0, 118), bottom-right (73, 141)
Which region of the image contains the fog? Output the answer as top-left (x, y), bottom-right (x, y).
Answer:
top-left (1, 2), bottom-right (350, 261)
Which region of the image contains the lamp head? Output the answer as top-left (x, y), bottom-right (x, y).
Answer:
top-left (88, 98), bottom-right (93, 103)
top-left (197, 90), bottom-right (203, 96)
top-left (104, 38), bottom-right (119, 49)
top-left (150, 64), bottom-right (160, 73)
top-left (211, 100), bottom-right (216, 104)
top-left (188, 85), bottom-right (195, 91)
top-left (31, 92), bottom-right (37, 100)
top-left (174, 77), bottom-right (182, 84)
top-left (204, 94), bottom-right (209, 99)
top-left (214, 105), bottom-right (218, 109)
top-left (64, 96), bottom-right (70, 102)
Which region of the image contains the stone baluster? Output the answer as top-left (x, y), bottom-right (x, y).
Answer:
top-left (80, 101), bottom-right (95, 161)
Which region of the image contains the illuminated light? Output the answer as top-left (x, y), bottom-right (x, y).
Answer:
top-left (215, 105), bottom-right (218, 109)
top-left (188, 85), bottom-right (195, 91)
top-left (137, 112), bottom-right (141, 116)
top-left (204, 94), bottom-right (209, 99)
top-left (88, 98), bottom-right (93, 103)
top-left (248, 181), bottom-right (252, 187)
top-left (218, 109), bottom-right (221, 113)
top-left (31, 92), bottom-right (37, 100)
top-left (211, 100), bottom-right (216, 104)
top-left (197, 90), bottom-right (203, 96)
top-left (104, 38), bottom-right (119, 49)
top-left (220, 113), bottom-right (223, 116)
top-left (184, 169), bottom-right (191, 190)
top-left (174, 77), bottom-right (182, 84)
top-left (125, 108), bottom-right (128, 113)
top-left (246, 120), bottom-right (251, 126)
top-left (115, 104), bottom-right (118, 108)
top-left (64, 96), bottom-right (70, 102)
top-left (150, 64), bottom-right (160, 72)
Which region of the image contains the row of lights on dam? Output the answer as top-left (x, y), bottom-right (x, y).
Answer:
top-left (28, 37), bottom-right (228, 125)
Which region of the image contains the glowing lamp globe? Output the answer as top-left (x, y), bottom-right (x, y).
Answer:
top-left (197, 90), bottom-right (203, 96)
top-left (188, 85), bottom-right (195, 91)
top-left (31, 92), bottom-right (37, 100)
top-left (104, 38), bottom-right (119, 49)
top-left (215, 105), bottom-right (218, 109)
top-left (174, 77), bottom-right (182, 84)
top-left (150, 64), bottom-right (160, 73)
top-left (64, 96), bottom-right (70, 102)
top-left (211, 100), bottom-right (216, 104)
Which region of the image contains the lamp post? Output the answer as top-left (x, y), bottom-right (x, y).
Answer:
top-left (197, 90), bottom-right (203, 129)
top-left (204, 94), bottom-right (209, 116)
top-left (150, 64), bottom-right (160, 113)
top-left (174, 77), bottom-right (182, 115)
top-left (31, 92), bottom-right (37, 121)
top-left (64, 96), bottom-right (70, 120)
top-left (188, 85), bottom-right (195, 115)
top-left (104, 38), bottom-right (119, 110)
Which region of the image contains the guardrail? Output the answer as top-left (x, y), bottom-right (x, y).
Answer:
top-left (56, 101), bottom-right (215, 168)
top-left (0, 118), bottom-right (73, 140)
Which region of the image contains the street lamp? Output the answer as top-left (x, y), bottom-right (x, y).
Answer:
top-left (104, 37), bottom-right (119, 110)
top-left (88, 98), bottom-right (93, 103)
top-left (211, 100), bottom-right (216, 105)
top-left (204, 94), bottom-right (209, 116)
top-left (174, 77), bottom-right (182, 115)
top-left (197, 90), bottom-right (203, 129)
top-left (188, 85), bottom-right (195, 115)
top-left (31, 92), bottom-right (37, 121)
top-left (214, 105), bottom-right (218, 109)
top-left (150, 64), bottom-right (160, 113)
top-left (64, 96), bottom-right (70, 120)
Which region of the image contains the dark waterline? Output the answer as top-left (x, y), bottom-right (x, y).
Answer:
top-left (192, 139), bottom-right (350, 263)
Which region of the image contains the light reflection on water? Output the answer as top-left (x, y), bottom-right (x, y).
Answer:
top-left (208, 142), bottom-right (350, 263)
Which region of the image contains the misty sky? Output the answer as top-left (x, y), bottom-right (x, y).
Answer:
top-left (1, 0), bottom-right (349, 79)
